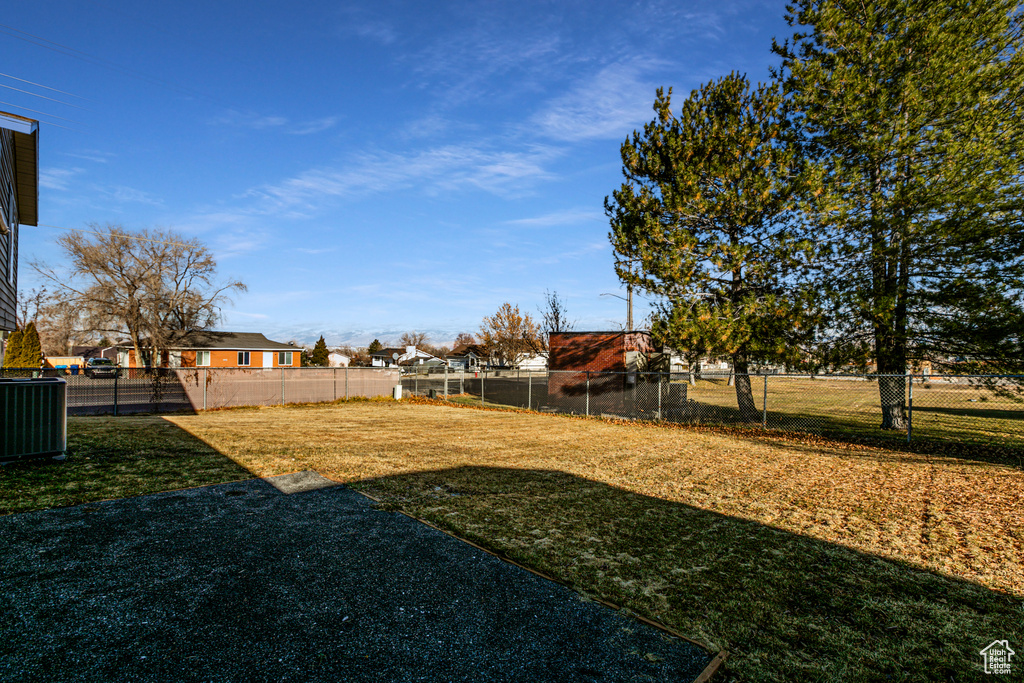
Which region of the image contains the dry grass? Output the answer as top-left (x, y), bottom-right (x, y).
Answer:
top-left (4, 398), bottom-right (1022, 681)
top-left (160, 399), bottom-right (1022, 682)
top-left (640, 376), bottom-right (1024, 446)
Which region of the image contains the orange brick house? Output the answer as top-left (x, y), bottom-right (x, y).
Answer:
top-left (117, 331), bottom-right (302, 368)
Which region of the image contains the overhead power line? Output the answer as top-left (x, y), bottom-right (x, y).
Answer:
top-left (0, 22), bottom-right (227, 107)
top-left (0, 71), bottom-right (92, 102)
top-left (0, 81), bottom-right (90, 110)
top-left (0, 101), bottom-right (83, 131)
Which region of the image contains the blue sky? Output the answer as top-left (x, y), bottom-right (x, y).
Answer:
top-left (3, 0), bottom-right (791, 346)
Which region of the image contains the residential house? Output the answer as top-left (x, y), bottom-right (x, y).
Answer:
top-left (0, 112), bottom-right (39, 337)
top-left (328, 351), bottom-right (351, 367)
top-left (446, 344), bottom-right (487, 371)
top-left (370, 345), bottom-right (443, 368)
top-left (513, 351), bottom-right (548, 371)
top-left (116, 331), bottom-right (302, 368)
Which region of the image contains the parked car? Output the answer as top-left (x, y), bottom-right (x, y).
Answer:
top-left (84, 358), bottom-right (118, 379)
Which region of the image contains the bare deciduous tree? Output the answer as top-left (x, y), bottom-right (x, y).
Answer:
top-left (479, 302), bottom-right (542, 367)
top-left (453, 332), bottom-right (476, 350)
top-left (538, 289), bottom-right (576, 349)
top-left (34, 224), bottom-right (245, 368)
top-left (399, 331), bottom-right (429, 348)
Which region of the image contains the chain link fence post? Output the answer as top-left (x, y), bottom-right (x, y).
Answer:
top-left (281, 368), bottom-right (285, 406)
top-left (528, 370), bottom-right (532, 410)
top-left (586, 371), bottom-right (590, 417)
top-left (444, 364), bottom-right (449, 399)
top-left (657, 372), bottom-right (663, 420)
top-left (763, 373), bottom-right (768, 429)
top-left (481, 369), bottom-right (485, 405)
top-left (114, 367), bottom-right (119, 416)
top-left (345, 366), bottom-right (349, 400)
top-left (202, 368), bottom-right (207, 411)
top-left (907, 373), bottom-right (913, 444)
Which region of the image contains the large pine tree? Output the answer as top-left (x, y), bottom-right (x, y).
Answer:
top-left (607, 74), bottom-right (820, 419)
top-left (775, 0), bottom-right (1024, 428)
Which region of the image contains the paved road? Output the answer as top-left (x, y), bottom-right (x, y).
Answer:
top-left (0, 472), bottom-right (716, 682)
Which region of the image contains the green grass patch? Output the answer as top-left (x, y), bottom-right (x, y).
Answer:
top-left (0, 416), bottom-right (251, 515)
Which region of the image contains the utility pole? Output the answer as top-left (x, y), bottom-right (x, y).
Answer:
top-left (627, 282), bottom-right (633, 331)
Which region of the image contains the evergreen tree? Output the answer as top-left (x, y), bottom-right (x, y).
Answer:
top-left (20, 322), bottom-right (43, 368)
top-left (367, 339), bottom-right (383, 355)
top-left (774, 0), bottom-right (1024, 429)
top-left (311, 336), bottom-right (330, 367)
top-left (607, 74), bottom-right (820, 419)
top-left (3, 328), bottom-right (24, 368)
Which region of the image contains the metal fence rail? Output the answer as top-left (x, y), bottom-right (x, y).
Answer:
top-left (400, 368), bottom-right (1024, 446)
top-left (0, 367), bottom-right (401, 415)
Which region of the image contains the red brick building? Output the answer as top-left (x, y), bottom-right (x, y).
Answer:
top-left (547, 331), bottom-right (657, 415)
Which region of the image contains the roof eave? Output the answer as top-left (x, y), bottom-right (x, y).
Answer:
top-left (0, 112), bottom-right (39, 227)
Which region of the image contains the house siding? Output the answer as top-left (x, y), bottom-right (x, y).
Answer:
top-left (0, 128), bottom-right (16, 332)
top-left (135, 348), bottom-right (301, 368)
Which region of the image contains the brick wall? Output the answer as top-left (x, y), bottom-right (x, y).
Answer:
top-left (547, 331), bottom-right (655, 415)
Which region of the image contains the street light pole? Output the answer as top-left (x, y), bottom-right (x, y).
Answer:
top-left (601, 289), bottom-right (633, 331)
top-left (627, 283), bottom-right (633, 331)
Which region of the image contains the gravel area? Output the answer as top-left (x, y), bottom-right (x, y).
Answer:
top-left (0, 472), bottom-right (715, 682)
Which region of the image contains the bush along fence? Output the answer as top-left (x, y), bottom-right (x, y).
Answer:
top-left (0, 366), bottom-right (401, 416)
top-left (399, 367), bottom-right (1024, 447)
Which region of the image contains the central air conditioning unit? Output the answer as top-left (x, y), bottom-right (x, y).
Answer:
top-left (1, 377), bottom-right (67, 462)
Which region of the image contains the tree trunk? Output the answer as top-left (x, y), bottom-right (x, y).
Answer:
top-left (877, 373), bottom-right (907, 430)
top-left (868, 159), bottom-right (910, 431)
top-left (732, 352), bottom-right (760, 422)
top-left (875, 291), bottom-right (908, 430)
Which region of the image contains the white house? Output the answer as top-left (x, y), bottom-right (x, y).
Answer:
top-left (328, 352), bottom-right (351, 367)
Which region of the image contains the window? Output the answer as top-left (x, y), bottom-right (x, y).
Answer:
top-left (237, 351), bottom-right (250, 366)
top-left (197, 351), bottom-right (211, 367)
top-left (278, 351), bottom-right (293, 366)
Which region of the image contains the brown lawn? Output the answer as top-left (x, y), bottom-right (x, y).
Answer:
top-left (4, 398), bottom-right (1021, 682)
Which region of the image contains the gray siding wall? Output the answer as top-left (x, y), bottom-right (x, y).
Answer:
top-left (0, 128), bottom-right (17, 332)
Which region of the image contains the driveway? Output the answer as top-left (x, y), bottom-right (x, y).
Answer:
top-left (0, 472), bottom-right (718, 682)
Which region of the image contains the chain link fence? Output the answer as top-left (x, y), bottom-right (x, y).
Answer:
top-left (5, 363), bottom-right (1020, 446)
top-left (0, 366), bottom-right (401, 415)
top-left (400, 368), bottom-right (1024, 447)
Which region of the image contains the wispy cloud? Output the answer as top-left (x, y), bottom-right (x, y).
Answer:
top-left (529, 60), bottom-right (665, 142)
top-left (295, 247), bottom-right (336, 255)
top-left (212, 111), bottom-right (288, 129)
top-left (249, 143), bottom-right (562, 211)
top-left (63, 149), bottom-right (115, 164)
top-left (408, 23), bottom-right (564, 106)
top-left (353, 20), bottom-right (397, 45)
top-left (290, 117), bottom-right (340, 136)
top-left (94, 185), bottom-right (165, 207)
top-left (211, 110), bottom-right (339, 135)
top-left (504, 208), bottom-right (604, 227)
top-left (40, 167), bottom-right (83, 191)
